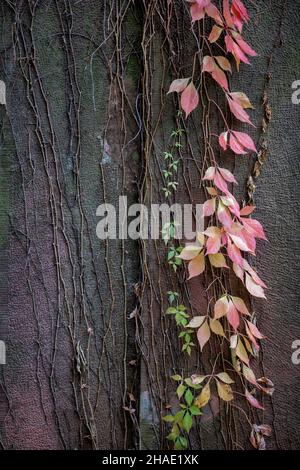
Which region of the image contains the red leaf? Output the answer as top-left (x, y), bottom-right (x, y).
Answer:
top-left (181, 82), bottom-right (199, 118)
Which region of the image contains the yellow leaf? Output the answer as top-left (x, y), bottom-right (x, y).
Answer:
top-left (236, 338), bottom-right (249, 365)
top-left (210, 319), bottom-right (225, 337)
top-left (195, 382), bottom-right (210, 408)
top-left (216, 372), bottom-right (234, 384)
top-left (217, 381), bottom-right (234, 401)
top-left (209, 253), bottom-right (228, 268)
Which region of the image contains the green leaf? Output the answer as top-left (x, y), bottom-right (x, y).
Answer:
top-left (171, 374), bottom-right (182, 382)
top-left (163, 414), bottom-right (174, 423)
top-left (189, 405), bottom-right (202, 416)
top-left (184, 388), bottom-right (194, 407)
top-left (176, 383), bottom-right (186, 399)
top-left (166, 307), bottom-right (177, 315)
top-left (183, 412), bottom-right (193, 433)
top-left (173, 410), bottom-right (185, 425)
top-left (177, 436), bottom-right (188, 449)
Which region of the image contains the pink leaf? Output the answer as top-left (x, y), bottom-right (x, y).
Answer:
top-left (203, 166), bottom-right (216, 180)
top-left (208, 25), bottom-right (223, 43)
top-left (190, 3), bottom-right (205, 22)
top-left (240, 205), bottom-right (256, 216)
top-left (246, 320), bottom-right (265, 340)
top-left (167, 78), bottom-right (190, 94)
top-left (214, 296), bottom-right (229, 319)
top-left (206, 234), bottom-right (222, 255)
top-left (225, 34), bottom-right (234, 53)
top-left (229, 133), bottom-right (247, 154)
top-left (203, 56), bottom-right (215, 73)
top-left (228, 232), bottom-right (252, 252)
top-left (197, 320), bottom-right (211, 351)
top-left (214, 171), bottom-right (228, 193)
top-left (234, 34), bottom-right (257, 57)
top-left (231, 296), bottom-right (250, 316)
top-left (232, 131), bottom-right (257, 152)
top-left (217, 200), bottom-right (232, 229)
top-left (229, 92), bottom-right (254, 109)
top-left (181, 82), bottom-right (199, 118)
top-left (203, 198), bottom-right (216, 217)
top-left (241, 218), bottom-right (267, 240)
top-left (245, 273), bottom-right (266, 299)
top-left (243, 260), bottom-right (267, 288)
top-left (233, 262), bottom-right (244, 281)
top-left (205, 3), bottom-right (223, 25)
top-left (215, 56), bottom-right (232, 73)
top-left (232, 40), bottom-right (250, 64)
top-left (245, 389), bottom-right (264, 410)
top-left (223, 0), bottom-right (234, 27)
top-left (227, 96), bottom-right (253, 125)
top-left (188, 251), bottom-right (205, 279)
top-left (227, 300), bottom-right (240, 330)
top-left (211, 65), bottom-right (229, 90)
top-left (227, 240), bottom-right (243, 266)
top-left (232, 0), bottom-right (250, 23)
top-left (218, 167), bottom-right (237, 184)
top-left (219, 132), bottom-right (228, 151)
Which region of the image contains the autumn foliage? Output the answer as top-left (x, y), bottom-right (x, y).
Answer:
top-left (165, 0), bottom-right (273, 450)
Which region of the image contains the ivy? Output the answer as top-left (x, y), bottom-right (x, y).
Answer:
top-left (163, 0), bottom-right (274, 450)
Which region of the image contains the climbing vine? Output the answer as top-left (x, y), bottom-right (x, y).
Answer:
top-left (163, 0), bottom-right (274, 450)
